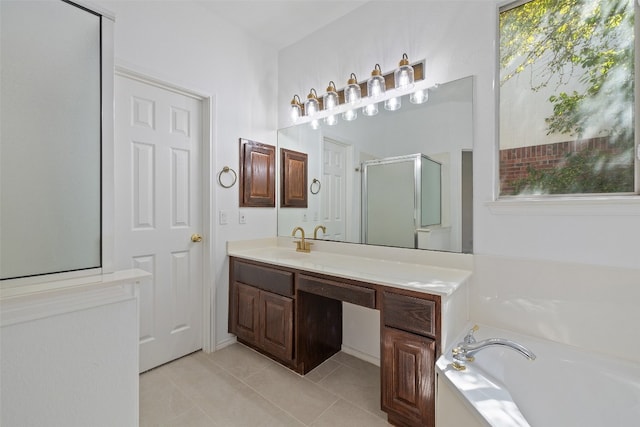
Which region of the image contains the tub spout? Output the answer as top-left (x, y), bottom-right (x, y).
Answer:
top-left (462, 338), bottom-right (537, 360)
top-left (451, 335), bottom-right (536, 371)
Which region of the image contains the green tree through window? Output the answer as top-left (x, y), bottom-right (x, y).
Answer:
top-left (499, 0), bottom-right (635, 195)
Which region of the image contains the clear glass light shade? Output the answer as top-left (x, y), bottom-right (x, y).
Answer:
top-left (384, 97), bottom-right (401, 111)
top-left (362, 103), bottom-right (378, 116)
top-left (344, 84), bottom-right (361, 104)
top-left (367, 64), bottom-right (386, 98)
top-left (344, 73), bottom-right (361, 104)
top-left (324, 92), bottom-right (338, 110)
top-left (410, 88), bottom-right (429, 104)
top-left (394, 65), bottom-right (414, 89)
top-left (367, 75), bottom-right (385, 98)
top-left (290, 95), bottom-right (302, 123)
top-left (394, 53), bottom-right (415, 90)
top-left (342, 109), bottom-right (357, 121)
top-left (324, 81), bottom-right (339, 111)
top-left (304, 89), bottom-right (319, 116)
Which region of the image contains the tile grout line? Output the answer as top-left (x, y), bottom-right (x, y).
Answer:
top-left (204, 346), bottom-right (338, 426)
top-left (225, 345), bottom-right (389, 423)
top-left (144, 346), bottom-right (388, 426)
top-left (139, 365), bottom-right (205, 427)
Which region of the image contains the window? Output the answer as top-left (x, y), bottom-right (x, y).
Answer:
top-left (499, 0), bottom-right (637, 196)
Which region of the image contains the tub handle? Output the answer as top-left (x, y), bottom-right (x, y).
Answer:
top-left (464, 324), bottom-right (479, 344)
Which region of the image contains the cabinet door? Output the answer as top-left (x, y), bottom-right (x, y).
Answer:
top-left (259, 291), bottom-right (294, 362)
top-left (382, 326), bottom-right (436, 427)
top-left (234, 282), bottom-right (260, 346)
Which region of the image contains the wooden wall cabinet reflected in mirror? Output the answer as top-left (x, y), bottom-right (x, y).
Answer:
top-left (280, 148), bottom-right (308, 208)
top-left (239, 138), bottom-right (276, 207)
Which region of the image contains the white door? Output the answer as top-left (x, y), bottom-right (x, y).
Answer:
top-left (114, 74), bottom-right (203, 372)
top-left (322, 138), bottom-right (348, 241)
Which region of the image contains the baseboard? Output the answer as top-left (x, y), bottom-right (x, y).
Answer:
top-left (214, 336), bottom-right (237, 352)
top-left (341, 344), bottom-right (380, 367)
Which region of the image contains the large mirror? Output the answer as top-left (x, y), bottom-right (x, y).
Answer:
top-left (277, 76), bottom-right (473, 253)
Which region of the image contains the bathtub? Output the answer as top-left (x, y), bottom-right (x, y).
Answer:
top-left (436, 324), bottom-right (640, 427)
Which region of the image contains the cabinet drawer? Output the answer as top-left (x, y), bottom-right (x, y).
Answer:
top-left (298, 274), bottom-right (376, 308)
top-left (383, 292), bottom-right (436, 338)
top-left (233, 260), bottom-right (294, 297)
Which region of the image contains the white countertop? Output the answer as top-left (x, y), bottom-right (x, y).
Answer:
top-left (227, 239), bottom-right (471, 297)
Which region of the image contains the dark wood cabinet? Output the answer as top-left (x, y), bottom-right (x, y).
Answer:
top-left (280, 148), bottom-right (308, 208)
top-left (382, 327), bottom-right (436, 427)
top-left (234, 282), bottom-right (260, 345)
top-left (229, 258), bottom-right (294, 364)
top-left (239, 139), bottom-right (276, 207)
top-left (229, 257), bottom-right (442, 427)
top-left (381, 291), bottom-right (439, 427)
top-left (260, 290), bottom-right (293, 361)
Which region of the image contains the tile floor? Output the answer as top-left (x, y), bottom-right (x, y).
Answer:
top-left (139, 343), bottom-right (391, 426)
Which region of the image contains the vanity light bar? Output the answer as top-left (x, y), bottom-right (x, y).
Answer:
top-left (294, 61), bottom-right (425, 117)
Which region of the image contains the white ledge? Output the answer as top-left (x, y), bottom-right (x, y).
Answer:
top-left (1, 269), bottom-right (150, 301)
top-left (486, 195), bottom-right (640, 216)
top-left (1, 269), bottom-right (151, 327)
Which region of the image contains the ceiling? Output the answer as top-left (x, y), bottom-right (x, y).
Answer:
top-left (196, 1), bottom-right (368, 50)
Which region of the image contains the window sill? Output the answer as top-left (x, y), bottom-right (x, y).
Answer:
top-left (486, 195), bottom-right (640, 216)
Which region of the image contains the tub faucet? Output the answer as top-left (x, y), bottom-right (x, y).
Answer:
top-left (451, 325), bottom-right (536, 371)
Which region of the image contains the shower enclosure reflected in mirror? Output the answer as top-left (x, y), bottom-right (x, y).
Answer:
top-left (362, 154), bottom-right (441, 249)
top-left (277, 76), bottom-right (474, 253)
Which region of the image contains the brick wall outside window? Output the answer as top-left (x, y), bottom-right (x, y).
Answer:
top-left (499, 136), bottom-right (622, 194)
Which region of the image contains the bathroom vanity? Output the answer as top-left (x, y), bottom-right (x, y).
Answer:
top-left (228, 238), bottom-right (470, 427)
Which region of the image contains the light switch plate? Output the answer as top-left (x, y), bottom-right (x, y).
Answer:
top-left (219, 210), bottom-right (228, 225)
top-left (239, 212), bottom-right (246, 224)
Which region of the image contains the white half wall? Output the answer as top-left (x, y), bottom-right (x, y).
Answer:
top-left (1, 289), bottom-right (139, 426)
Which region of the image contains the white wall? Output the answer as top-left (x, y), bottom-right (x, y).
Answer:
top-left (94, 0), bottom-right (279, 347)
top-left (278, 1), bottom-right (640, 361)
top-left (1, 291), bottom-right (139, 426)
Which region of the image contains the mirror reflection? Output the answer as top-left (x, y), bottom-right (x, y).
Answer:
top-left (277, 76), bottom-right (474, 253)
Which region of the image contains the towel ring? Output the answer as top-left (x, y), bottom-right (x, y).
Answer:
top-left (310, 178), bottom-right (321, 194)
top-left (217, 166), bottom-right (237, 188)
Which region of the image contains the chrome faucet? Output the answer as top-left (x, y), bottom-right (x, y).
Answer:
top-left (313, 225), bottom-right (327, 239)
top-left (292, 226), bottom-right (312, 253)
top-left (451, 325), bottom-right (536, 371)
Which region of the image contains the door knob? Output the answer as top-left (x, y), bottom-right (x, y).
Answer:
top-left (191, 233), bottom-right (203, 243)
